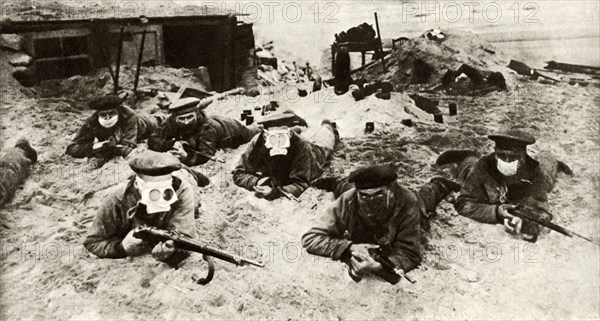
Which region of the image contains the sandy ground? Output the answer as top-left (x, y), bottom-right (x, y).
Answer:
top-left (1, 1), bottom-right (600, 320)
top-left (1, 66), bottom-right (599, 320)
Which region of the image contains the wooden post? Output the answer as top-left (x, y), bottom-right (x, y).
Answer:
top-left (331, 44), bottom-right (336, 76)
top-left (223, 15), bottom-right (237, 91)
top-left (114, 27), bottom-right (124, 94)
top-left (133, 30), bottom-right (146, 93)
top-left (361, 51), bottom-right (366, 66)
top-left (374, 12), bottom-right (386, 73)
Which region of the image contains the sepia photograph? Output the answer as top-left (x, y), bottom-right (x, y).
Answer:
top-left (0, 0), bottom-right (598, 319)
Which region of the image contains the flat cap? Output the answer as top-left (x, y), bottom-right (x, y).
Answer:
top-left (89, 95), bottom-right (123, 111)
top-left (258, 111), bottom-right (307, 129)
top-left (169, 97), bottom-right (201, 114)
top-left (129, 151), bottom-right (182, 176)
top-left (348, 164), bottom-right (398, 189)
top-left (488, 129), bottom-right (536, 149)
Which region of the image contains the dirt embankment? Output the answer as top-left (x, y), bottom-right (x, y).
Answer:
top-left (1, 30), bottom-right (599, 320)
top-left (350, 30), bottom-right (511, 92)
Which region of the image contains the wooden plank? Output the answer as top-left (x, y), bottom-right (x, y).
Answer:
top-left (1, 15), bottom-right (234, 33)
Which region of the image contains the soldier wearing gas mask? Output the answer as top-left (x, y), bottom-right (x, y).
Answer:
top-left (437, 129), bottom-right (572, 242)
top-left (148, 97), bottom-right (260, 166)
top-left (303, 165), bottom-right (442, 281)
top-left (84, 151), bottom-right (206, 267)
top-left (233, 113), bottom-right (338, 200)
top-left (66, 95), bottom-right (159, 160)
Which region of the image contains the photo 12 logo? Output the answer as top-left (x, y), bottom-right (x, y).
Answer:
top-left (198, 1), bottom-right (340, 23)
top-left (401, 1), bottom-right (540, 24)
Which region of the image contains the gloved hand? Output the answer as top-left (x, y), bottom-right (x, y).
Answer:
top-left (512, 205), bottom-right (553, 242)
top-left (152, 240), bottom-right (176, 261)
top-left (122, 229), bottom-right (151, 256)
top-left (92, 138), bottom-right (118, 158)
top-left (350, 251), bottom-right (383, 276)
top-left (169, 141), bottom-right (188, 162)
top-left (497, 204), bottom-right (523, 234)
top-left (254, 177), bottom-right (278, 199)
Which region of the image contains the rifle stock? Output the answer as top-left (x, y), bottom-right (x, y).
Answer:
top-left (369, 248), bottom-right (417, 284)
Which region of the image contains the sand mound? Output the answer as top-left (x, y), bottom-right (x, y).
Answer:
top-left (354, 29), bottom-right (512, 91)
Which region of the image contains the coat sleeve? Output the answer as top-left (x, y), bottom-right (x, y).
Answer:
top-left (66, 119), bottom-right (95, 158)
top-left (455, 165), bottom-right (501, 224)
top-left (183, 123), bottom-right (218, 166)
top-left (301, 196), bottom-right (352, 260)
top-left (387, 199), bottom-right (422, 272)
top-left (83, 194), bottom-right (128, 258)
top-left (280, 143), bottom-right (313, 197)
top-left (232, 138), bottom-right (261, 191)
top-left (121, 115), bottom-right (139, 147)
top-left (115, 115), bottom-right (139, 157)
top-left (148, 120), bottom-right (176, 153)
top-left (161, 180), bottom-right (196, 267)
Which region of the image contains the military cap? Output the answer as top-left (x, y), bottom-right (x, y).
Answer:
top-left (488, 129), bottom-right (536, 150)
top-left (169, 97), bottom-right (202, 115)
top-left (258, 111), bottom-right (307, 129)
top-left (348, 164), bottom-right (398, 189)
top-left (89, 95), bottom-right (123, 111)
top-left (129, 151), bottom-right (182, 176)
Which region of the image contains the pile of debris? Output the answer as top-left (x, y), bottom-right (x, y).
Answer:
top-left (508, 59), bottom-right (598, 87)
top-left (1, 34), bottom-right (35, 87)
top-left (255, 40), bottom-right (320, 91)
top-left (353, 29), bottom-right (510, 96)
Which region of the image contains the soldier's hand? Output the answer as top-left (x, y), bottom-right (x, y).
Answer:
top-left (504, 217), bottom-right (523, 234)
top-left (497, 204), bottom-right (522, 234)
top-left (350, 252), bottom-right (383, 275)
top-left (122, 229), bottom-right (149, 256)
top-left (254, 185), bottom-right (273, 198)
top-left (152, 240), bottom-right (175, 261)
top-left (349, 243), bottom-right (379, 258)
top-left (92, 141), bottom-right (109, 150)
top-left (497, 204), bottom-right (517, 219)
top-left (169, 144), bottom-right (188, 162)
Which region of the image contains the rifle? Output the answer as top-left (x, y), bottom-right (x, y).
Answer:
top-left (510, 205), bottom-right (593, 243)
top-left (276, 186), bottom-right (301, 203)
top-left (179, 142), bottom-right (226, 164)
top-left (347, 248), bottom-right (416, 285)
top-left (133, 226), bottom-right (264, 285)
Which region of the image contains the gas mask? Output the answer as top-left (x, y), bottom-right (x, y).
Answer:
top-left (135, 176), bottom-right (178, 214)
top-left (357, 187), bottom-right (394, 225)
top-left (264, 129), bottom-right (291, 156)
top-left (99, 114), bottom-right (119, 128)
top-left (175, 112), bottom-right (198, 131)
top-left (497, 158), bottom-right (519, 177)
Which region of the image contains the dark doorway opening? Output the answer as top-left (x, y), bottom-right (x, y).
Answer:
top-left (162, 25), bottom-right (224, 91)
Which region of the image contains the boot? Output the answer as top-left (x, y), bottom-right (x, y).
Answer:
top-left (15, 138), bottom-right (37, 164)
top-left (418, 177), bottom-right (461, 214)
top-left (557, 160), bottom-right (573, 176)
top-left (435, 149), bottom-right (480, 166)
top-left (430, 177), bottom-right (461, 193)
top-left (312, 175), bottom-right (353, 198)
top-left (312, 175), bottom-right (341, 192)
top-left (321, 120), bottom-right (340, 145)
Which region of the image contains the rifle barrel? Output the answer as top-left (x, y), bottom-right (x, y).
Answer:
top-left (513, 208), bottom-right (593, 243)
